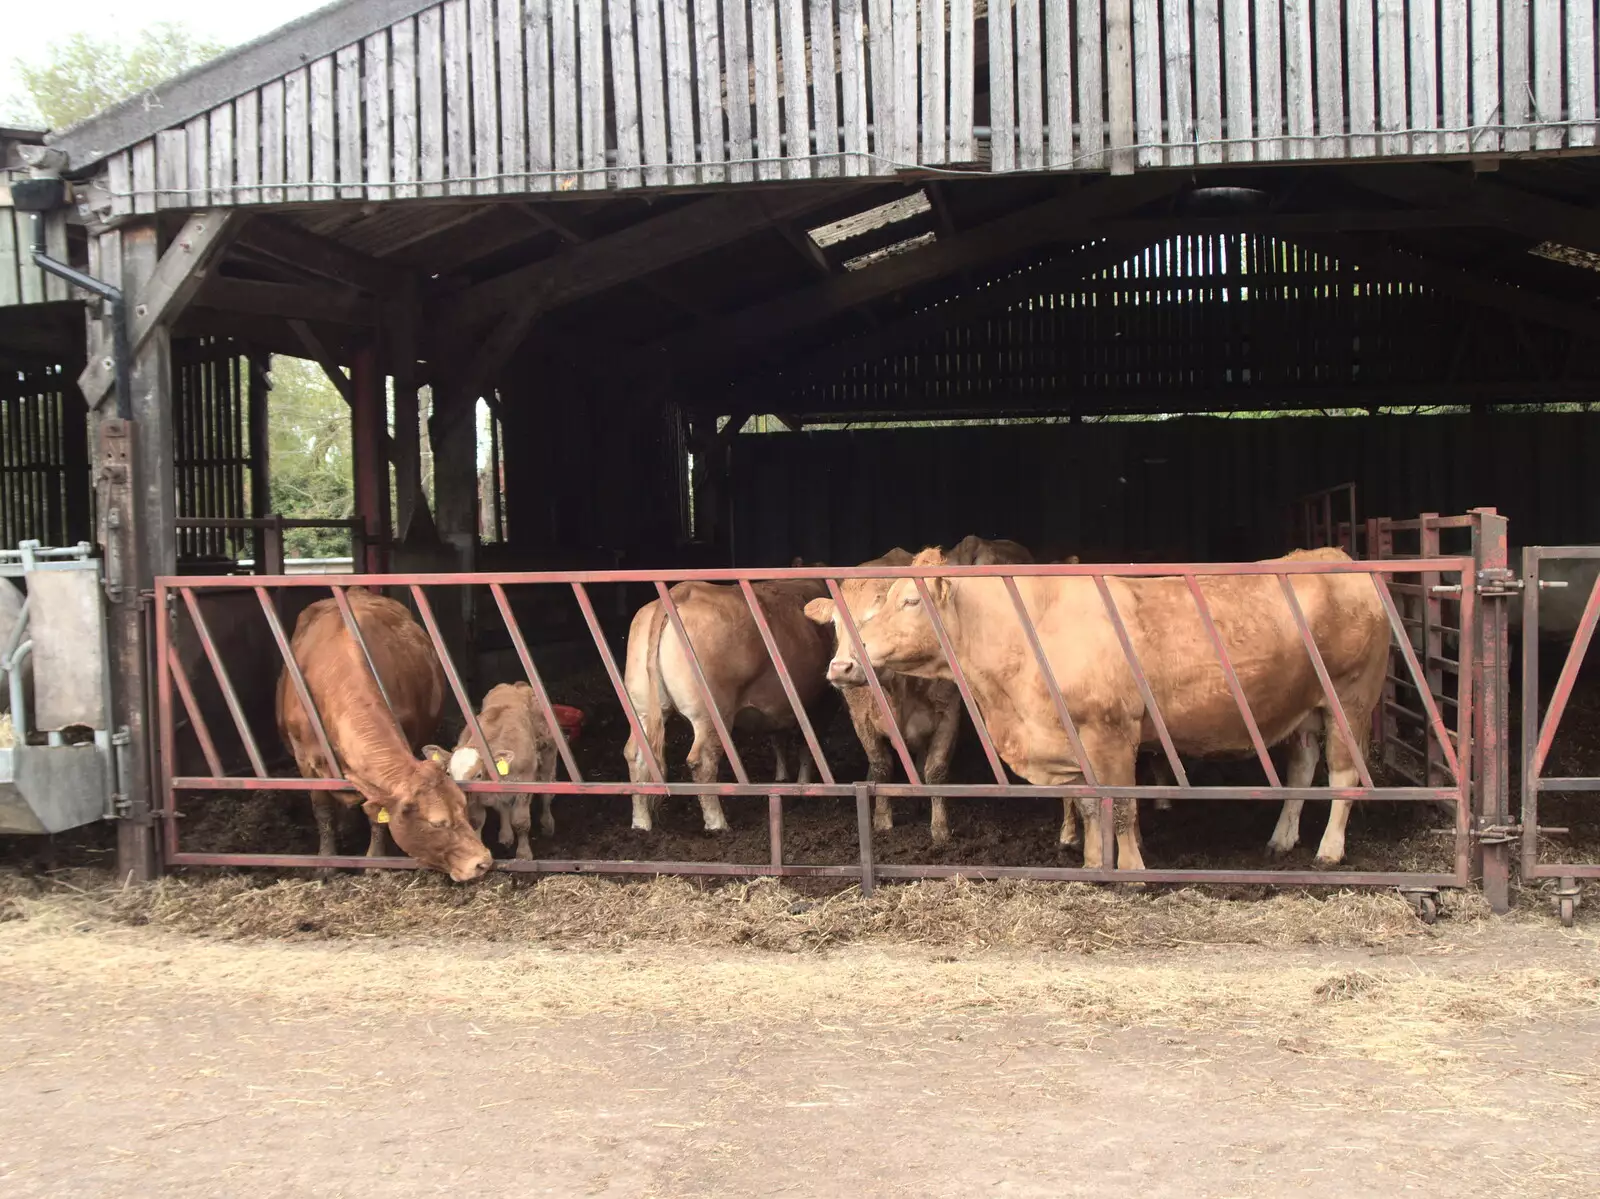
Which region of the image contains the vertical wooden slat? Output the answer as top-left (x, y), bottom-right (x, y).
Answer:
top-left (1440, 0), bottom-right (1469, 153)
top-left (43, 215), bottom-right (68, 302)
top-left (1075, 0), bottom-right (1106, 168)
top-left (365, 33), bottom-right (393, 199)
top-left (1345, 0), bottom-right (1376, 157)
top-left (234, 93), bottom-right (260, 205)
top-left (987, 0), bottom-right (1015, 171)
top-left (838, 0), bottom-right (869, 174)
top-left (260, 80), bottom-right (285, 203)
top-left (1282, 0), bottom-right (1314, 159)
top-left (131, 139), bottom-right (156, 214)
top-left (284, 67), bottom-right (311, 202)
top-left (1470, 0), bottom-right (1501, 152)
top-left (1014, 0), bottom-right (1044, 169)
top-left (392, 19), bottom-right (420, 198)
top-left (1503, 0), bottom-right (1531, 152)
top-left (866, 0), bottom-right (896, 172)
top-left (470, 0), bottom-right (501, 193)
top-left (1132, 0), bottom-right (1161, 166)
top-left (186, 114), bottom-right (211, 207)
top-left (891, 0), bottom-right (917, 165)
top-left (948, 0), bottom-right (975, 162)
top-left (444, 0), bottom-right (474, 194)
top-left (662, 0), bottom-right (696, 183)
top-left (1375, 0), bottom-right (1406, 156)
top-left (1532, 0), bottom-right (1562, 150)
top-left (920, 0), bottom-right (946, 162)
top-left (609, 0), bottom-right (645, 188)
top-left (106, 152), bottom-right (133, 218)
top-left (551, 0), bottom-right (580, 185)
top-left (693, 0), bottom-right (726, 181)
top-left (499, 0), bottom-right (529, 190)
top-left (1252, 0), bottom-right (1282, 160)
top-left (1407, 0), bottom-right (1438, 155)
top-left (335, 44), bottom-right (362, 198)
top-left (209, 106), bottom-right (235, 205)
top-left (1570, 0), bottom-right (1598, 148)
top-left (1163, 0), bottom-right (1195, 165)
top-left (579, 0), bottom-right (608, 187)
top-left (156, 129), bottom-right (187, 210)
top-left (1105, 0), bottom-right (1135, 173)
top-left (1191, 0), bottom-right (1221, 163)
top-left (0, 213), bottom-right (18, 310)
top-left (1314, 0), bottom-right (1347, 157)
top-left (527, 0), bottom-right (554, 190)
top-left (1221, 0), bottom-right (1252, 160)
top-left (779, 0), bottom-right (813, 177)
top-left (723, 0), bottom-right (755, 181)
top-left (419, 7), bottom-right (447, 195)
top-left (810, 0), bottom-right (842, 175)
top-left (751, 0), bottom-right (783, 179)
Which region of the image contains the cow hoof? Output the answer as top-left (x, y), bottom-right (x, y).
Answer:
top-left (540, 819), bottom-right (556, 839)
top-left (1314, 851), bottom-right (1344, 868)
top-left (1266, 837), bottom-right (1298, 857)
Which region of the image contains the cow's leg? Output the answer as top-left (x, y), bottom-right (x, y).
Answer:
top-left (469, 798), bottom-right (488, 840)
top-left (688, 723), bottom-right (729, 832)
top-left (1061, 798), bottom-right (1083, 849)
top-left (509, 794), bottom-right (534, 860)
top-left (1316, 724), bottom-right (1366, 866)
top-left (1074, 731), bottom-right (1143, 871)
top-left (796, 737), bottom-right (815, 785)
top-left (770, 734), bottom-right (790, 783)
top-left (311, 792), bottom-right (340, 860)
top-left (1148, 756), bottom-right (1175, 811)
top-left (365, 812), bottom-right (390, 860)
top-left (1267, 723), bottom-right (1321, 855)
top-left (922, 710), bottom-right (962, 846)
top-left (865, 737), bottom-right (896, 833)
top-left (539, 794), bottom-right (555, 839)
top-left (626, 733), bottom-right (658, 832)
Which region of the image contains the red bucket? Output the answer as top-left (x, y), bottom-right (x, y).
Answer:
top-left (551, 703), bottom-right (585, 743)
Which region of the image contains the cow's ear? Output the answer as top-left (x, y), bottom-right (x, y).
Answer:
top-left (911, 547), bottom-right (947, 568)
top-left (422, 744), bottom-right (449, 766)
top-left (493, 751), bottom-right (515, 777)
top-left (804, 597), bottom-right (836, 625)
top-left (912, 547), bottom-right (950, 604)
top-left (790, 555), bottom-right (805, 568)
top-left (360, 796), bottom-right (393, 825)
top-left (1065, 555), bottom-right (1080, 564)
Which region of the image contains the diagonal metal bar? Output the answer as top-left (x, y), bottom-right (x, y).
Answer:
top-left (490, 582), bottom-right (583, 783)
top-left (1002, 576), bottom-right (1098, 787)
top-left (913, 576), bottom-right (1007, 784)
top-left (409, 585), bottom-right (495, 770)
top-left (738, 579), bottom-right (833, 785)
top-left (1373, 574), bottom-right (1461, 782)
top-left (1531, 565), bottom-right (1600, 778)
top-left (179, 588), bottom-right (268, 777)
top-left (1276, 575), bottom-right (1375, 788)
top-left (166, 643), bottom-right (224, 779)
top-left (572, 581), bottom-right (665, 785)
top-left (1185, 574), bottom-right (1281, 787)
top-left (255, 586), bottom-right (337, 777)
top-left (155, 586), bottom-right (180, 859)
top-left (330, 585), bottom-right (395, 715)
top-left (826, 577), bottom-right (921, 783)
top-left (1094, 575), bottom-right (1188, 787)
top-left (655, 581), bottom-right (749, 785)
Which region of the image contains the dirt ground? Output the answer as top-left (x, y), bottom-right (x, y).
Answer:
top-left (2, 875), bottom-right (1599, 1198)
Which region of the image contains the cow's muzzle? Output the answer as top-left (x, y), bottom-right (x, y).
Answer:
top-left (450, 851), bottom-right (494, 883)
top-left (827, 658), bottom-right (868, 686)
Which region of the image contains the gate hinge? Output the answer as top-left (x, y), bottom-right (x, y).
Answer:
top-left (1476, 568), bottom-right (1524, 597)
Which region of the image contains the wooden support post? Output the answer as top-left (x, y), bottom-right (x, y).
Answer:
top-left (247, 351), bottom-right (270, 569)
top-left (349, 342), bottom-right (391, 574)
top-left (386, 286), bottom-right (428, 541)
top-left (429, 372), bottom-right (481, 688)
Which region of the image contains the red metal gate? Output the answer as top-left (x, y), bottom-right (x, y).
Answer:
top-left (1520, 546), bottom-right (1600, 926)
top-left (152, 554), bottom-right (1477, 906)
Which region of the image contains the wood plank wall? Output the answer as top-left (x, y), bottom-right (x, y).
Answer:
top-left (0, 364), bottom-right (90, 549)
top-left (98, 0), bottom-right (1600, 212)
top-left (173, 339), bottom-right (256, 564)
top-left (1, 174), bottom-right (71, 308)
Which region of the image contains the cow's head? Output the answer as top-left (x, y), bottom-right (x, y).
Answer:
top-left (807, 548), bottom-right (954, 682)
top-left (805, 579), bottom-right (892, 687)
top-left (359, 756), bottom-right (493, 882)
top-left (432, 742), bottom-right (516, 783)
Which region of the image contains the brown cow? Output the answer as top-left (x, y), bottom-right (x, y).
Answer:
top-left (624, 578), bottom-right (833, 832)
top-left (849, 547), bottom-right (1389, 869)
top-left (804, 536), bottom-right (1041, 842)
top-left (276, 589), bottom-right (492, 882)
top-left (426, 682), bottom-right (559, 860)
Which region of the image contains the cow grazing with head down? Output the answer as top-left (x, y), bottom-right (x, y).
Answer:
top-left (276, 590), bottom-right (492, 882)
top-left (624, 577), bottom-right (833, 833)
top-left (849, 546), bottom-right (1389, 869)
top-left (425, 681), bottom-right (559, 860)
top-left (804, 536), bottom-right (1041, 842)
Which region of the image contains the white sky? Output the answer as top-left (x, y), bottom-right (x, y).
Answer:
top-left (2, 0), bottom-right (328, 126)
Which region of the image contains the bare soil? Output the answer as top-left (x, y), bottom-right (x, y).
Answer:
top-left (1, 882), bottom-right (1597, 1198)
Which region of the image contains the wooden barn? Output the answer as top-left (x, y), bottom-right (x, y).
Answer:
top-left (4, 0), bottom-right (1600, 893)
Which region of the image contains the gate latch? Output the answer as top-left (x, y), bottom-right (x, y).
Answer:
top-left (1473, 822), bottom-right (1521, 845)
top-left (1476, 568), bottom-right (1524, 597)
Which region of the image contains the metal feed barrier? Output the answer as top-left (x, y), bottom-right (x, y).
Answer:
top-left (154, 554), bottom-right (1480, 917)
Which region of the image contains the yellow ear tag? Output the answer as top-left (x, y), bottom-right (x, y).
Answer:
top-left (496, 759), bottom-right (510, 776)
top-left (374, 808), bottom-right (390, 823)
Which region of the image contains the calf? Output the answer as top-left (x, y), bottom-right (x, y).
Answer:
top-left (624, 578), bottom-right (833, 832)
top-left (426, 682), bottom-right (559, 860)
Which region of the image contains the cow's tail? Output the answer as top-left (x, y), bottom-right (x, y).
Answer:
top-left (641, 597), bottom-right (671, 767)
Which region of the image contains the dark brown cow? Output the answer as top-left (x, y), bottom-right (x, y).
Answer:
top-left (427, 681), bottom-right (559, 860)
top-left (276, 590), bottom-right (491, 881)
top-left (623, 578), bottom-right (833, 832)
top-left (850, 547), bottom-right (1389, 868)
top-left (804, 536), bottom-right (1039, 842)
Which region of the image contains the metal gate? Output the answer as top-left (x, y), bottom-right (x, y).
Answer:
top-left (153, 553), bottom-right (1476, 909)
top-left (1520, 546), bottom-right (1600, 926)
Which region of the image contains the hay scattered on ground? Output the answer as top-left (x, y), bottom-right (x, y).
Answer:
top-left (0, 867), bottom-right (1485, 954)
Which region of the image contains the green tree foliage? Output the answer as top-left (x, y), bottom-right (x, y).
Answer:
top-left (265, 358), bottom-right (355, 559)
top-left (14, 23), bottom-right (226, 129)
